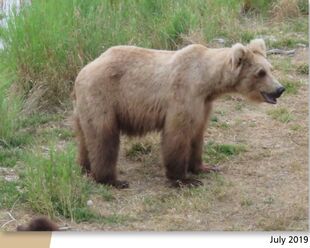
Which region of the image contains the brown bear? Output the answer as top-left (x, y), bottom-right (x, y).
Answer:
top-left (72, 39), bottom-right (285, 188)
top-left (17, 217), bottom-right (59, 231)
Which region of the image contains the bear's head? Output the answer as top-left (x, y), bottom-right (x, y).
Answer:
top-left (230, 39), bottom-right (285, 104)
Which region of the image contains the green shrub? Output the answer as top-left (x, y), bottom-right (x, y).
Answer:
top-left (22, 143), bottom-right (94, 221)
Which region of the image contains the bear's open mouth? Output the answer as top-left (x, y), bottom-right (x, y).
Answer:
top-left (260, 91), bottom-right (277, 104)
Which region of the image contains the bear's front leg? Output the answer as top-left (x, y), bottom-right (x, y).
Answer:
top-left (188, 104), bottom-right (220, 175)
top-left (161, 125), bottom-right (203, 188)
top-left (188, 134), bottom-right (221, 174)
top-left (188, 132), bottom-right (221, 175)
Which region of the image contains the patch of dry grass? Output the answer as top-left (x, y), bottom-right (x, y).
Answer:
top-left (271, 0), bottom-right (301, 21)
top-left (296, 63), bottom-right (309, 74)
top-left (257, 204), bottom-right (308, 231)
top-left (267, 108), bottom-right (294, 123)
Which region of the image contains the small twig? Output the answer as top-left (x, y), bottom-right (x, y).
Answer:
top-left (7, 212), bottom-right (16, 222)
top-left (10, 196), bottom-right (21, 213)
top-left (1, 219), bottom-right (15, 229)
top-left (0, 187), bottom-right (21, 229)
top-left (59, 226), bottom-right (72, 231)
top-left (1, 212), bottom-right (17, 229)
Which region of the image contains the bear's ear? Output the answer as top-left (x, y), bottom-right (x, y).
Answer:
top-left (248, 39), bottom-right (266, 57)
top-left (231, 43), bottom-right (247, 71)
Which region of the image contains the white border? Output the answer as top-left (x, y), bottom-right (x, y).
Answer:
top-left (51, 232), bottom-right (310, 248)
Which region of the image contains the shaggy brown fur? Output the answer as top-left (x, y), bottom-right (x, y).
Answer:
top-left (17, 217), bottom-right (59, 231)
top-left (73, 39), bottom-right (284, 188)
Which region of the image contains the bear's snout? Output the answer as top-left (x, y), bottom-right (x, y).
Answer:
top-left (275, 86), bottom-right (285, 98)
top-left (261, 86), bottom-right (285, 104)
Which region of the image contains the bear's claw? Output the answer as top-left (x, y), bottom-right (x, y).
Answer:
top-left (110, 180), bottom-right (130, 189)
top-left (171, 178), bottom-right (203, 188)
top-left (199, 164), bottom-right (221, 174)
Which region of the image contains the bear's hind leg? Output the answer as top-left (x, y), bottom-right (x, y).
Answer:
top-left (83, 118), bottom-right (128, 189)
top-left (74, 116), bottom-right (91, 174)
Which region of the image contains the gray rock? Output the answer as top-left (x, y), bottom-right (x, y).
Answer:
top-left (87, 200), bottom-right (94, 206)
top-left (212, 38), bottom-right (226, 44)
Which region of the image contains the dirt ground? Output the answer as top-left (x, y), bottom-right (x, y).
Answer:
top-left (1, 47), bottom-right (308, 232)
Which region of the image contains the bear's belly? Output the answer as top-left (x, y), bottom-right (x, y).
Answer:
top-left (117, 108), bottom-right (166, 136)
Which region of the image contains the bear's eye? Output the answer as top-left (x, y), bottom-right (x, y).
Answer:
top-left (257, 69), bottom-right (266, 78)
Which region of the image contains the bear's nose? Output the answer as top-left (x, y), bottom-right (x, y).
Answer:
top-left (275, 86), bottom-right (285, 98)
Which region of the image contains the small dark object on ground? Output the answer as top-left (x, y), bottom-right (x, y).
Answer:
top-left (17, 217), bottom-right (59, 231)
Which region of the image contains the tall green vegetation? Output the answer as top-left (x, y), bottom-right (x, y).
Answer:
top-left (0, 0), bottom-right (306, 109)
top-left (0, 75), bottom-right (22, 146)
top-left (22, 143), bottom-right (94, 221)
top-left (21, 142), bottom-right (113, 221)
top-left (0, 0), bottom-right (246, 109)
top-left (0, 0), bottom-right (307, 124)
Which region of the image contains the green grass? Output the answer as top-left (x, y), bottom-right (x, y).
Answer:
top-left (240, 198), bottom-right (253, 207)
top-left (143, 172), bottom-right (228, 216)
top-left (102, 214), bottom-right (133, 225)
top-left (263, 196), bottom-right (274, 205)
top-left (43, 128), bottom-right (74, 140)
top-left (21, 142), bottom-right (102, 221)
top-left (267, 108), bottom-right (294, 123)
top-left (1, 0), bottom-right (273, 109)
top-left (0, 135), bottom-right (115, 222)
top-left (211, 115), bottom-right (219, 122)
top-left (289, 124), bottom-right (302, 131)
top-left (71, 207), bottom-right (130, 224)
top-left (298, 0), bottom-right (309, 15)
top-left (235, 102), bottom-right (246, 111)
top-left (0, 0), bottom-right (307, 110)
top-left (0, 90), bottom-right (33, 148)
top-left (20, 113), bottom-right (63, 128)
top-left (241, 0), bottom-right (272, 14)
top-left (0, 179), bottom-right (22, 209)
top-left (214, 110), bottom-right (227, 116)
top-left (296, 63), bottom-right (309, 75)
top-left (0, 147), bottom-right (23, 167)
top-left (0, 79), bottom-right (23, 145)
top-left (264, 17), bottom-right (308, 49)
top-left (212, 121), bottom-right (230, 129)
top-left (203, 141), bottom-right (247, 164)
top-left (0, 73), bottom-right (36, 149)
top-left (218, 122), bottom-right (230, 129)
top-left (269, 37), bottom-right (304, 49)
top-left (282, 79), bottom-right (301, 94)
top-left (0, 131), bottom-right (32, 149)
top-left (271, 57), bottom-right (293, 73)
top-left (125, 142), bottom-right (153, 161)
top-left (240, 30), bottom-right (256, 43)
top-left (90, 184), bottom-right (114, 202)
top-left (69, 207), bottom-right (101, 223)
top-left (279, 16), bottom-right (309, 35)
